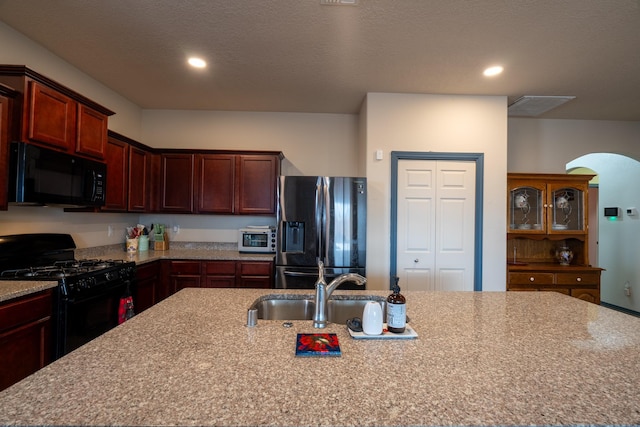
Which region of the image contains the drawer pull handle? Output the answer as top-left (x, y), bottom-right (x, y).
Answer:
top-left (529, 277), bottom-right (535, 282)
top-left (576, 277), bottom-right (582, 282)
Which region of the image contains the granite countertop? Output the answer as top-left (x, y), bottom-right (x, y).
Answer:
top-left (0, 289), bottom-right (639, 426)
top-left (0, 280), bottom-right (58, 302)
top-left (0, 244), bottom-right (274, 303)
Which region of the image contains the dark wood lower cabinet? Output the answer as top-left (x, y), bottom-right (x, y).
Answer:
top-left (134, 260), bottom-right (274, 314)
top-left (158, 259), bottom-right (274, 295)
top-left (203, 261), bottom-right (237, 288)
top-left (237, 261), bottom-right (273, 289)
top-left (507, 265), bottom-right (602, 304)
top-left (135, 262), bottom-right (161, 313)
top-left (0, 289), bottom-right (53, 391)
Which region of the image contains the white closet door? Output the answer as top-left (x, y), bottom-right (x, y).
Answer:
top-left (396, 160), bottom-right (476, 291)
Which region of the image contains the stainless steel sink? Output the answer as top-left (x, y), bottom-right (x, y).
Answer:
top-left (249, 294), bottom-right (386, 324)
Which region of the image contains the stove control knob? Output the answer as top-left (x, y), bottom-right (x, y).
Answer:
top-left (105, 271), bottom-right (116, 281)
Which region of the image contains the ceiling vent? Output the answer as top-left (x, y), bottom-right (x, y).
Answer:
top-left (508, 96), bottom-right (576, 117)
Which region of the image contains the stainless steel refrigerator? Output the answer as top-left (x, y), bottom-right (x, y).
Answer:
top-left (275, 176), bottom-right (366, 289)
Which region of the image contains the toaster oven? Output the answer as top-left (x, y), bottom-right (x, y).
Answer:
top-left (238, 227), bottom-right (276, 253)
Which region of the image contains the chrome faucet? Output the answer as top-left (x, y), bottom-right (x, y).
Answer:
top-left (313, 259), bottom-right (366, 328)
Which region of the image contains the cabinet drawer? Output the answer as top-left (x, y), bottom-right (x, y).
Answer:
top-left (0, 290), bottom-right (53, 333)
top-left (169, 261), bottom-right (201, 275)
top-left (238, 261), bottom-right (272, 276)
top-left (508, 273), bottom-right (554, 285)
top-left (556, 273), bottom-right (599, 286)
top-left (203, 261), bottom-right (237, 275)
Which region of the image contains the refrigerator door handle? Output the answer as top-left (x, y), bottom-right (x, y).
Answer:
top-left (283, 270), bottom-right (319, 277)
top-left (315, 177), bottom-right (323, 261)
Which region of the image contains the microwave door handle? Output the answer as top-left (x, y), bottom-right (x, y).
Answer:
top-left (90, 170), bottom-right (97, 200)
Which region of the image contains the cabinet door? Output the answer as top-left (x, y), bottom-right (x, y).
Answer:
top-left (76, 104), bottom-right (107, 159)
top-left (0, 93), bottom-right (10, 210)
top-left (571, 288), bottom-right (599, 304)
top-left (128, 146), bottom-right (149, 212)
top-left (237, 155), bottom-right (278, 214)
top-left (171, 275), bottom-right (201, 293)
top-left (197, 154), bottom-right (235, 214)
top-left (508, 179), bottom-right (546, 233)
top-left (547, 182), bottom-right (588, 234)
top-left (237, 261), bottom-right (274, 288)
top-left (160, 153), bottom-right (194, 212)
top-left (102, 136), bottom-right (128, 211)
top-left (27, 81), bottom-right (76, 151)
top-left (135, 262), bottom-right (160, 313)
top-left (0, 290), bottom-right (52, 392)
top-left (169, 261), bottom-right (201, 293)
top-left (202, 261), bottom-right (237, 288)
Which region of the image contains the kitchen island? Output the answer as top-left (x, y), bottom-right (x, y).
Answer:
top-left (0, 288), bottom-right (638, 426)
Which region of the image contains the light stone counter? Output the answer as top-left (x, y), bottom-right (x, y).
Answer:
top-left (0, 280), bottom-right (57, 303)
top-left (0, 288), bottom-right (639, 426)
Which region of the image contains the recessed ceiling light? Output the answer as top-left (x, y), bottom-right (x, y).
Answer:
top-left (483, 65), bottom-right (503, 77)
top-left (188, 57), bottom-right (207, 68)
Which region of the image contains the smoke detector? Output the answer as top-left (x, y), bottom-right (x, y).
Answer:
top-left (508, 95), bottom-right (576, 117)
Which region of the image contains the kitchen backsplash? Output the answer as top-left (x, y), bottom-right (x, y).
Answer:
top-left (75, 241), bottom-right (239, 259)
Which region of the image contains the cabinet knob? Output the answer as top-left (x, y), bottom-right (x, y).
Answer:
top-left (576, 277), bottom-right (582, 282)
top-left (414, 259), bottom-right (419, 263)
top-left (529, 277), bottom-right (535, 282)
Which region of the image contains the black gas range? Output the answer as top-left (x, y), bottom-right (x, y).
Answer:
top-left (0, 234), bottom-right (136, 359)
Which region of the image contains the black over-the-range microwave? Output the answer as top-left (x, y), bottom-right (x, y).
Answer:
top-left (8, 141), bottom-right (106, 207)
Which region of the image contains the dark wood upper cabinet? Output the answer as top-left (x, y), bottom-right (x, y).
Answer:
top-left (196, 154), bottom-right (235, 214)
top-left (76, 104), bottom-right (108, 159)
top-left (160, 153), bottom-right (195, 212)
top-left (195, 153), bottom-right (280, 215)
top-left (102, 135), bottom-right (128, 211)
top-left (102, 131), bottom-right (151, 213)
top-left (0, 84), bottom-right (17, 211)
top-left (128, 146), bottom-right (151, 212)
top-left (237, 155), bottom-right (279, 215)
top-left (28, 81), bottom-right (76, 151)
top-left (0, 65), bottom-right (114, 160)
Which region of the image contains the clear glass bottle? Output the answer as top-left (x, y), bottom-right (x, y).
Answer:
top-left (386, 277), bottom-right (406, 333)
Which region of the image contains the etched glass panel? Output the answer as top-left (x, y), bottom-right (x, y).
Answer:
top-left (510, 186), bottom-right (543, 231)
top-left (551, 187), bottom-right (583, 231)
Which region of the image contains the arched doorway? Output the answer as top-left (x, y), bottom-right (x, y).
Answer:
top-left (567, 154), bottom-right (640, 315)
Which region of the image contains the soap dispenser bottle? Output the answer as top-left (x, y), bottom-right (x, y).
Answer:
top-left (386, 276), bottom-right (406, 333)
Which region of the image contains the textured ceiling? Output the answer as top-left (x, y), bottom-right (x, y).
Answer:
top-left (0, 0), bottom-right (639, 120)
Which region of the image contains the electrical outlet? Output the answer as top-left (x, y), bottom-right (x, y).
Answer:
top-left (173, 225), bottom-right (180, 234)
top-left (624, 281), bottom-right (631, 297)
top-left (107, 225), bottom-right (114, 237)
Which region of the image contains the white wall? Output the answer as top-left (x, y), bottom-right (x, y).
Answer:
top-left (0, 21), bottom-right (143, 139)
top-left (508, 118), bottom-right (640, 173)
top-left (141, 110), bottom-right (360, 176)
top-left (362, 93), bottom-right (508, 291)
top-left (568, 154), bottom-right (640, 313)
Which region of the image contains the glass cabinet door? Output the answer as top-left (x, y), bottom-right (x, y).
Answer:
top-left (509, 186), bottom-right (544, 232)
top-left (549, 185), bottom-right (584, 232)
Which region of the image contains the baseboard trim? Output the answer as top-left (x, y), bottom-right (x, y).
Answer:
top-left (601, 302), bottom-right (640, 318)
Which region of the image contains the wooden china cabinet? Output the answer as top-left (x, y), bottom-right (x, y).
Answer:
top-left (507, 173), bottom-right (602, 304)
